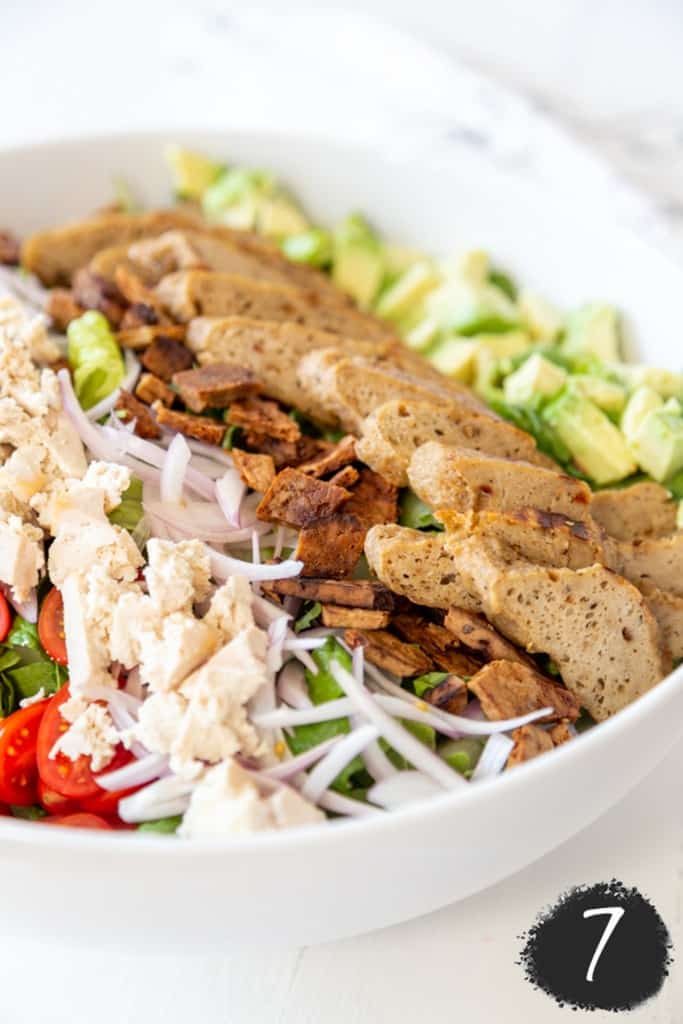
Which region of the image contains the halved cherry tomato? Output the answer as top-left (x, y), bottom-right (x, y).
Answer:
top-left (79, 783), bottom-right (139, 821)
top-left (36, 685), bottom-right (132, 799)
top-left (0, 699), bottom-right (50, 805)
top-left (42, 812), bottom-right (113, 830)
top-left (37, 777), bottom-right (78, 816)
top-left (0, 592), bottom-right (11, 644)
top-left (38, 587), bottom-right (68, 666)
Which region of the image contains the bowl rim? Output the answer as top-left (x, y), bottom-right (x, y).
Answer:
top-left (2, 127), bottom-right (682, 855)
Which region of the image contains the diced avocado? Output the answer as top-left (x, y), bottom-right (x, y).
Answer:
top-left (425, 277), bottom-right (519, 336)
top-left (165, 145), bottom-right (223, 200)
top-left (611, 363), bottom-right (683, 400)
top-left (543, 387), bottom-right (637, 484)
top-left (257, 195), bottom-right (309, 238)
top-left (518, 289), bottom-right (563, 341)
top-left (332, 213), bottom-right (385, 309)
top-left (404, 316), bottom-right (440, 352)
top-left (383, 244), bottom-right (426, 280)
top-left (573, 375), bottom-right (626, 415)
top-left (449, 249), bottom-right (490, 285)
top-left (428, 338), bottom-right (477, 382)
top-left (628, 404), bottom-right (683, 481)
top-left (562, 303), bottom-right (621, 362)
top-left (621, 386), bottom-right (663, 443)
top-left (375, 261), bottom-right (441, 321)
top-left (202, 168), bottom-right (276, 229)
top-left (281, 228), bottom-right (333, 267)
top-left (503, 353), bottom-right (567, 405)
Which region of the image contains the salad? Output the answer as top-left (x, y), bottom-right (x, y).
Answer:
top-left (0, 145), bottom-right (678, 838)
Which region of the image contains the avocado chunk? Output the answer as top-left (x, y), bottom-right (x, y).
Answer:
top-left (375, 261), bottom-right (441, 321)
top-left (628, 400), bottom-right (683, 482)
top-left (621, 386), bottom-right (663, 443)
top-left (281, 228), bottom-right (333, 267)
top-left (332, 213), bottom-right (385, 309)
top-left (425, 277), bottom-right (519, 336)
top-left (404, 316), bottom-right (440, 352)
top-left (165, 146), bottom-right (223, 200)
top-left (573, 375), bottom-right (626, 414)
top-left (503, 353), bottom-right (567, 404)
top-left (428, 338), bottom-right (477, 381)
top-left (563, 303), bottom-right (621, 362)
top-left (611, 363), bottom-right (683, 399)
top-left (518, 289), bottom-right (563, 341)
top-left (201, 168), bottom-right (309, 237)
top-left (543, 387), bottom-right (637, 484)
top-left (258, 195), bottom-right (309, 238)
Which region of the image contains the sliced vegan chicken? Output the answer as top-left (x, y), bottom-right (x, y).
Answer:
top-left (590, 481), bottom-right (678, 541)
top-left (408, 442), bottom-right (593, 521)
top-left (609, 532), bottom-right (683, 598)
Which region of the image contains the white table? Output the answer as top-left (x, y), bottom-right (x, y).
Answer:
top-left (3, 4), bottom-right (682, 1020)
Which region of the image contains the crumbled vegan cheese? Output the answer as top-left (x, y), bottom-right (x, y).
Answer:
top-left (50, 697), bottom-right (120, 772)
top-left (0, 514), bottom-right (45, 602)
top-left (144, 538), bottom-right (212, 615)
top-left (178, 758), bottom-right (324, 839)
top-left (203, 575), bottom-right (255, 642)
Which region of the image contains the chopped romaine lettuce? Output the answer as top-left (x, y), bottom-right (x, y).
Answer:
top-left (399, 490), bottom-right (443, 531)
top-left (411, 672), bottom-right (449, 697)
top-left (7, 616), bottom-right (41, 650)
top-left (108, 477), bottom-right (144, 533)
top-left (439, 738), bottom-right (484, 777)
top-left (10, 804), bottom-right (47, 820)
top-left (137, 815), bottom-right (183, 834)
top-left (281, 228), bottom-right (333, 267)
top-left (294, 602), bottom-right (322, 634)
top-left (67, 311), bottom-right (125, 411)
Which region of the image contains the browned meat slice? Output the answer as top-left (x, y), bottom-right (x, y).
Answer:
top-left (0, 230), bottom-right (20, 265)
top-left (295, 513), bottom-right (366, 578)
top-left (364, 524), bottom-right (480, 611)
top-left (637, 582), bottom-right (683, 659)
top-left (72, 268), bottom-right (127, 326)
top-left (356, 398), bottom-right (549, 486)
top-left (140, 336), bottom-right (193, 381)
top-left (153, 403), bottom-right (225, 445)
top-left (296, 349), bottom-right (484, 434)
top-left (232, 449), bottom-right (276, 493)
top-left (256, 468), bottom-right (350, 528)
top-left (320, 606), bottom-right (391, 629)
top-left (46, 288), bottom-right (84, 332)
top-left (328, 466), bottom-right (360, 489)
top-left (114, 391), bottom-right (161, 439)
top-left (120, 301), bottom-right (161, 329)
top-left (451, 534), bottom-right (668, 721)
top-left (390, 612), bottom-right (481, 674)
top-left (506, 725), bottom-right (554, 768)
top-left (297, 435), bottom-right (356, 478)
top-left (467, 659), bottom-right (580, 723)
top-left (590, 481), bottom-right (678, 540)
top-left (156, 270), bottom-right (396, 341)
top-left (345, 468), bottom-right (399, 527)
top-left (116, 323), bottom-right (186, 351)
top-left (226, 397), bottom-right (300, 442)
top-left (172, 364), bottom-right (261, 412)
top-left (242, 433), bottom-right (300, 468)
top-left (610, 532), bottom-right (683, 598)
top-left (409, 442), bottom-right (592, 521)
top-left (114, 266), bottom-right (169, 321)
top-left (261, 577), bottom-right (394, 610)
top-left (440, 507), bottom-right (604, 572)
top-left (422, 676), bottom-right (469, 715)
top-left (550, 723), bottom-right (572, 746)
top-left (444, 607), bottom-right (534, 667)
top-left (344, 629), bottom-right (432, 677)
top-left (135, 373), bottom-right (175, 408)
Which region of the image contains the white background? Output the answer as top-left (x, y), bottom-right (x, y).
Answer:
top-left (2, 3), bottom-right (682, 1021)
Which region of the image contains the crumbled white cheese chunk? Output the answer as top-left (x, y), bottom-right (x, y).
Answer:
top-left (203, 575), bottom-right (254, 642)
top-left (49, 699), bottom-right (119, 771)
top-left (0, 514), bottom-right (45, 601)
top-left (144, 538), bottom-right (212, 615)
top-left (178, 759), bottom-right (324, 839)
top-left (81, 461), bottom-right (131, 513)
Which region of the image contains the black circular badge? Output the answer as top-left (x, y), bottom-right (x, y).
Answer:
top-left (518, 880), bottom-right (673, 1012)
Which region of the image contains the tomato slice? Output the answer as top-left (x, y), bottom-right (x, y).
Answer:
top-left (0, 592), bottom-right (11, 643)
top-left (42, 812), bottom-right (113, 830)
top-left (79, 783), bottom-right (138, 821)
top-left (36, 686), bottom-right (132, 799)
top-left (37, 777), bottom-right (78, 816)
top-left (0, 699), bottom-right (49, 805)
top-left (37, 587), bottom-right (68, 666)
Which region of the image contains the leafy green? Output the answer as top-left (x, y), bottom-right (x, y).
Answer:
top-left (439, 738), bottom-right (484, 777)
top-left (322, 427), bottom-right (345, 444)
top-left (488, 268), bottom-right (517, 302)
top-left (485, 392), bottom-right (575, 467)
top-left (112, 176), bottom-right (138, 213)
top-left (67, 311), bottom-right (126, 410)
top-left (10, 804), bottom-right (47, 820)
top-left (281, 228), bottom-right (333, 268)
top-left (665, 468), bottom-right (683, 500)
top-left (294, 601), bottom-right (322, 634)
top-left (137, 815), bottom-right (183, 834)
top-left (288, 409), bottom-right (321, 437)
top-left (108, 476), bottom-right (144, 532)
top-left (399, 489), bottom-right (443, 531)
top-left (411, 672), bottom-right (449, 697)
top-left (7, 660), bottom-right (66, 701)
top-left (0, 613), bottom-right (68, 715)
top-left (6, 616), bottom-right (40, 650)
top-left (222, 423), bottom-right (242, 450)
top-left (305, 637), bottom-right (351, 703)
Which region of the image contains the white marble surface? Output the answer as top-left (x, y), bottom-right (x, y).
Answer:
top-left (2, 3), bottom-right (682, 1021)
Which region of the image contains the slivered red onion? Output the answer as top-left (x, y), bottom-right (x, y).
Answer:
top-left (252, 593), bottom-right (293, 627)
top-left (96, 752), bottom-right (168, 792)
top-left (86, 350), bottom-right (141, 421)
top-left (264, 736), bottom-right (342, 780)
top-left (160, 433), bottom-right (191, 505)
top-left (368, 771), bottom-right (443, 809)
top-left (101, 423), bottom-right (216, 500)
top-left (276, 661), bottom-right (311, 709)
top-left (471, 734), bottom-right (515, 781)
top-left (330, 662), bottom-right (464, 791)
top-left (351, 712), bottom-right (397, 782)
top-left (118, 775), bottom-right (195, 824)
top-left (0, 266), bottom-right (48, 310)
top-left (0, 583), bottom-right (37, 623)
top-left (215, 469), bottom-right (246, 528)
top-left (208, 546), bottom-right (303, 582)
top-left (266, 615), bottom-right (289, 674)
top-left (58, 369), bottom-right (124, 462)
top-left (143, 500), bottom-right (262, 544)
top-left (273, 525), bottom-right (285, 559)
top-left (301, 723), bottom-right (379, 802)
top-left (317, 790), bottom-right (381, 818)
top-left (283, 635), bottom-right (327, 652)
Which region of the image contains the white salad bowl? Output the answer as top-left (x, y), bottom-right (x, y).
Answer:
top-left (0, 131), bottom-right (682, 952)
